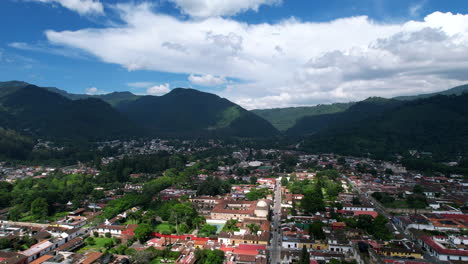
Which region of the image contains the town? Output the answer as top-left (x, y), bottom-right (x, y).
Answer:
top-left (0, 139), bottom-right (466, 264)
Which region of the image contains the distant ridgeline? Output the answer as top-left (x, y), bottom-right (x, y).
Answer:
top-left (0, 81), bottom-right (279, 142)
top-left (252, 84), bottom-right (468, 159)
top-left (1, 80), bottom-right (468, 160)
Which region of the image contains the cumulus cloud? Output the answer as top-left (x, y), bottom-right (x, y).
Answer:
top-left (146, 83), bottom-right (171, 95)
top-left (188, 74), bottom-right (226, 86)
top-left (29, 0), bottom-right (103, 15)
top-left (45, 4), bottom-right (468, 109)
top-left (168, 0), bottom-right (282, 18)
top-left (85, 87), bottom-right (106, 95)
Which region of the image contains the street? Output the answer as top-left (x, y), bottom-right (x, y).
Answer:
top-left (269, 178), bottom-right (282, 264)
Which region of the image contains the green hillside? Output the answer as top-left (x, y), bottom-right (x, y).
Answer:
top-left (302, 94), bottom-right (468, 159)
top-left (118, 88), bottom-right (279, 137)
top-left (287, 98), bottom-right (402, 136)
top-left (252, 102), bottom-right (354, 131)
top-left (0, 84), bottom-right (139, 140)
top-left (394, 84), bottom-right (468, 101)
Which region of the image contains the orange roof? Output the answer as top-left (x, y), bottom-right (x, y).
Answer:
top-left (80, 252), bottom-right (103, 264)
top-left (30, 255), bottom-right (53, 264)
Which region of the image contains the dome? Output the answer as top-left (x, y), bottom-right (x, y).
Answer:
top-left (257, 200), bottom-right (268, 207)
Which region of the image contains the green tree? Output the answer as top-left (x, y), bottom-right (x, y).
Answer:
top-left (195, 249), bottom-right (224, 264)
top-left (198, 224), bottom-right (217, 237)
top-left (31, 197), bottom-right (48, 220)
top-left (86, 237), bottom-right (96, 246)
top-left (246, 223), bottom-right (260, 235)
top-left (134, 223), bottom-right (153, 243)
top-left (223, 219), bottom-right (240, 232)
top-left (309, 221), bottom-right (325, 240)
top-left (299, 245), bottom-right (310, 264)
top-left (249, 176), bottom-right (258, 185)
top-left (281, 177), bottom-right (288, 186)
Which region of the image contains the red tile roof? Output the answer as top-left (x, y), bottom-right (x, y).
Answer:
top-left (421, 236), bottom-right (468, 257)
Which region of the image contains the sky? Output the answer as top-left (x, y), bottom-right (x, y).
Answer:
top-left (1, 0), bottom-right (468, 109)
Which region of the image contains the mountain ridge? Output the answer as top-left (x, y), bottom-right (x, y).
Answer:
top-left (0, 81), bottom-right (278, 139)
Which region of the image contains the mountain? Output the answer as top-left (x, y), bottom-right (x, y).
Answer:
top-left (394, 84), bottom-right (468, 101)
top-left (287, 97), bottom-right (403, 136)
top-left (0, 81), bottom-right (140, 107)
top-left (302, 93), bottom-right (468, 158)
top-left (0, 81), bottom-right (278, 139)
top-left (252, 102), bottom-right (354, 131)
top-left (0, 127), bottom-right (34, 160)
top-left (0, 84), bottom-right (138, 139)
top-left (118, 88), bottom-right (279, 137)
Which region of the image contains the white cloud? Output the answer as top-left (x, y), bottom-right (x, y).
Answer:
top-left (409, 1), bottom-right (426, 17)
top-left (45, 5), bottom-right (468, 109)
top-left (188, 74), bottom-right (226, 86)
top-left (168, 0), bottom-right (282, 18)
top-left (127, 82), bottom-right (156, 89)
top-left (85, 86), bottom-right (106, 95)
top-left (30, 0), bottom-right (103, 15)
top-left (146, 83), bottom-right (171, 95)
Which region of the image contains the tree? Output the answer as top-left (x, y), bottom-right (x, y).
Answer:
top-left (31, 197), bottom-right (49, 220)
top-left (223, 219), bottom-right (240, 232)
top-left (134, 223), bottom-right (153, 243)
top-left (86, 237), bottom-right (96, 246)
top-left (299, 245), bottom-right (310, 264)
top-left (413, 184), bottom-right (424, 194)
top-left (171, 203), bottom-right (196, 234)
top-left (193, 216), bottom-right (206, 230)
top-left (246, 223), bottom-right (260, 235)
top-left (249, 176), bottom-right (258, 185)
top-left (195, 249), bottom-right (224, 264)
top-left (198, 224), bottom-right (217, 237)
top-left (309, 221), bottom-right (325, 240)
top-left (281, 177), bottom-right (288, 186)
top-left (105, 232), bottom-right (112, 238)
top-left (370, 214), bottom-right (392, 240)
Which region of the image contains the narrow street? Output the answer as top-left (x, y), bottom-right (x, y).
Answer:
top-left (270, 178), bottom-right (282, 264)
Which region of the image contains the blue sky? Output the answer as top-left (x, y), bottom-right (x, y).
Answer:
top-left (1, 0), bottom-right (468, 109)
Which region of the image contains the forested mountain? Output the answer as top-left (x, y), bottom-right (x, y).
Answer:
top-left (0, 84), bottom-right (139, 139)
top-left (118, 88), bottom-right (279, 137)
top-left (252, 102), bottom-right (354, 131)
top-left (287, 97), bottom-right (403, 136)
top-left (301, 93), bottom-right (468, 158)
top-left (394, 84), bottom-right (468, 101)
top-left (0, 81), bottom-right (278, 140)
top-left (0, 81), bottom-right (140, 107)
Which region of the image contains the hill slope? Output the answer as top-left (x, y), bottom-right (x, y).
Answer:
top-left (287, 98), bottom-right (403, 136)
top-left (252, 102), bottom-right (354, 131)
top-left (0, 84), bottom-right (138, 139)
top-left (118, 88), bottom-right (279, 137)
top-left (394, 84), bottom-right (468, 101)
top-left (302, 94), bottom-right (468, 158)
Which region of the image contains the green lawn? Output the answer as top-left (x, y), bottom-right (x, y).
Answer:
top-left (155, 223), bottom-right (175, 233)
top-left (78, 237), bottom-right (114, 253)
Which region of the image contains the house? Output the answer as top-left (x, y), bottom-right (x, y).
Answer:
top-left (211, 200), bottom-right (269, 221)
top-left (420, 235), bottom-right (468, 262)
top-left (78, 252), bottom-right (104, 264)
top-left (218, 232), bottom-right (269, 246)
top-left (95, 224), bottom-right (124, 237)
top-left (20, 240), bottom-right (54, 263)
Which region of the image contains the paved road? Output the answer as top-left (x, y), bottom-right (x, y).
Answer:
top-left (270, 178), bottom-right (282, 264)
